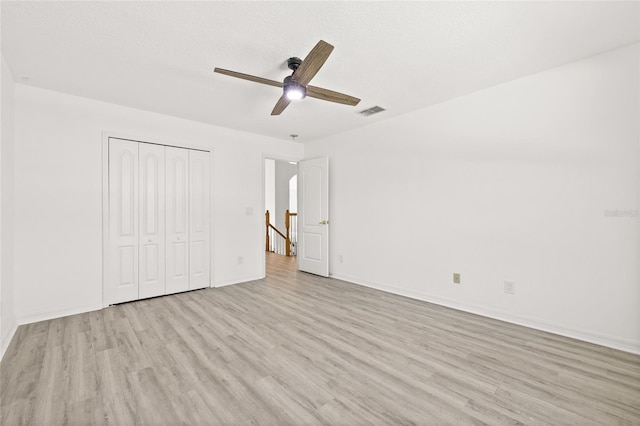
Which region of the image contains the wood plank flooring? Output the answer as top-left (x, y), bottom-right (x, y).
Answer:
top-left (2, 252), bottom-right (639, 425)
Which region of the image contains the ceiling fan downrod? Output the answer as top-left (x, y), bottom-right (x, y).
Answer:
top-left (287, 57), bottom-right (302, 71)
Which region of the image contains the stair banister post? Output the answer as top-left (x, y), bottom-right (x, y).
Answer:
top-left (265, 210), bottom-right (270, 252)
top-left (285, 209), bottom-right (291, 257)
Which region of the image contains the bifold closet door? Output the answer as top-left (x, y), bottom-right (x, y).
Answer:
top-left (189, 150), bottom-right (210, 290)
top-left (138, 143), bottom-right (166, 299)
top-left (107, 139), bottom-right (139, 304)
top-left (166, 146), bottom-right (190, 294)
top-left (107, 139), bottom-right (210, 305)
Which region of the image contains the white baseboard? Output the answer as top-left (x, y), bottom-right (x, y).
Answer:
top-left (213, 274), bottom-right (264, 288)
top-left (17, 303), bottom-right (104, 327)
top-left (331, 273), bottom-right (640, 355)
top-left (0, 319), bottom-right (18, 362)
top-left (13, 274), bottom-right (265, 328)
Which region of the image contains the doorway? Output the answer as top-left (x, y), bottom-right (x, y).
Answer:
top-left (264, 158), bottom-right (298, 275)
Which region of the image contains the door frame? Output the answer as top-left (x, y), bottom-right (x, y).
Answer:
top-left (261, 153), bottom-right (303, 278)
top-left (101, 131), bottom-right (214, 308)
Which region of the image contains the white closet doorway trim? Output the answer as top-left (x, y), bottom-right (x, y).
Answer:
top-left (102, 134), bottom-right (213, 307)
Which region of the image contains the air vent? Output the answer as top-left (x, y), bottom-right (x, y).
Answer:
top-left (358, 106), bottom-right (386, 117)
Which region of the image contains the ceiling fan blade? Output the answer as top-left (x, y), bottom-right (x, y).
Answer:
top-left (292, 40), bottom-right (334, 86)
top-left (306, 86), bottom-right (361, 106)
top-left (271, 95), bottom-right (292, 116)
top-left (214, 68), bottom-right (283, 88)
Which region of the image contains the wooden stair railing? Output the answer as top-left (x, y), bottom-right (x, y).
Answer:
top-left (266, 210), bottom-right (297, 256)
top-left (285, 210), bottom-right (297, 256)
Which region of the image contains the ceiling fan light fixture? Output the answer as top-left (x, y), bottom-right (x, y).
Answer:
top-left (283, 76), bottom-right (306, 101)
top-left (286, 88), bottom-right (305, 101)
top-left (214, 40), bottom-right (360, 115)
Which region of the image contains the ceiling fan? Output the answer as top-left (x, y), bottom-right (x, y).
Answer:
top-left (214, 40), bottom-right (361, 116)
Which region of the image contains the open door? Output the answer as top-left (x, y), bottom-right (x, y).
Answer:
top-left (297, 157), bottom-right (329, 277)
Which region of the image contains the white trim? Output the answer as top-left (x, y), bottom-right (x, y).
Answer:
top-left (331, 272), bottom-right (640, 355)
top-left (17, 303), bottom-right (103, 328)
top-left (262, 153), bottom-right (302, 164)
top-left (214, 274), bottom-right (264, 288)
top-left (208, 149), bottom-right (214, 290)
top-left (101, 137), bottom-right (110, 308)
top-left (0, 319), bottom-right (17, 362)
top-left (102, 130), bottom-right (211, 153)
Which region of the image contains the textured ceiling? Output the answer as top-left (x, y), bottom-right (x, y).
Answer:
top-left (2, 1), bottom-right (639, 142)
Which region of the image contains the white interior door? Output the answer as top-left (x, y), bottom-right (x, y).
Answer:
top-left (166, 146), bottom-right (190, 294)
top-left (297, 157), bottom-right (329, 277)
top-left (189, 150), bottom-right (211, 290)
top-left (107, 138), bottom-right (139, 304)
top-left (138, 143), bottom-right (166, 299)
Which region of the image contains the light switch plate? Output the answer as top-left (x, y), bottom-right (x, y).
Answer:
top-left (504, 281), bottom-right (515, 294)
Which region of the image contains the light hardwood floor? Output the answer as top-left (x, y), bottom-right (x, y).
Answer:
top-left (2, 253), bottom-right (639, 425)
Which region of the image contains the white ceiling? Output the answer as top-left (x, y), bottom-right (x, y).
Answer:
top-left (2, 1), bottom-right (638, 142)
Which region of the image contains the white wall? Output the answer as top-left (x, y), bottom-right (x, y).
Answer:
top-left (13, 85), bottom-right (302, 323)
top-left (1, 54), bottom-right (17, 360)
top-left (305, 44), bottom-right (640, 353)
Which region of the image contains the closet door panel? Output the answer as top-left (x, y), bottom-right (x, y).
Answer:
top-left (166, 146), bottom-right (190, 294)
top-left (189, 150), bottom-right (210, 290)
top-left (139, 143), bottom-right (166, 299)
top-left (107, 138), bottom-right (139, 304)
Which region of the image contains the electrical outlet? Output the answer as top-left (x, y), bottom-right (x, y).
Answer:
top-left (338, 255), bottom-right (344, 264)
top-left (237, 256), bottom-right (244, 265)
top-left (453, 273), bottom-right (461, 284)
top-left (504, 280), bottom-right (515, 294)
